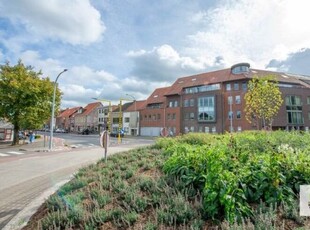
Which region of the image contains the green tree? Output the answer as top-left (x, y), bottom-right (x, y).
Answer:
top-left (244, 75), bottom-right (283, 129)
top-left (0, 60), bottom-right (61, 145)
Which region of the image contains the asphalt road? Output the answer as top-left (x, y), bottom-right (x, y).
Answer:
top-left (0, 136), bottom-right (155, 229)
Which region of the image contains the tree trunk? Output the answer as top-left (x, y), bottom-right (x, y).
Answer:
top-left (12, 124), bottom-right (19, 145)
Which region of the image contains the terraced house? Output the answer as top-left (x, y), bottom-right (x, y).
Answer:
top-left (140, 63), bottom-right (310, 136)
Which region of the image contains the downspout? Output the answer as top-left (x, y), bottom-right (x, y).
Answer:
top-left (221, 81), bottom-right (225, 134)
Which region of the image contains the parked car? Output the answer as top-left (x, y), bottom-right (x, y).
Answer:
top-left (55, 128), bottom-right (66, 133)
top-left (110, 131), bottom-right (124, 137)
top-left (79, 129), bottom-right (90, 135)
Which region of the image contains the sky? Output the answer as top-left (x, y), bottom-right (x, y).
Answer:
top-left (1, 0), bottom-right (310, 109)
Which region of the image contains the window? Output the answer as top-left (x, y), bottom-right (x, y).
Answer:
top-left (184, 113), bottom-right (189, 120)
top-left (172, 113), bottom-right (176, 120)
top-left (228, 111), bottom-right (233, 120)
top-left (157, 114), bottom-right (161, 120)
top-left (234, 83), bottom-right (239, 91)
top-left (237, 126), bottom-right (242, 132)
top-left (212, 127), bottom-right (216, 133)
top-left (307, 96), bottom-right (310, 104)
top-left (242, 82), bottom-right (247, 91)
top-left (286, 96), bottom-right (303, 124)
top-left (205, 127), bottom-right (209, 133)
top-left (167, 114), bottom-right (171, 120)
top-left (231, 63), bottom-right (250, 74)
top-left (226, 83), bottom-right (231, 91)
top-left (184, 100), bottom-right (189, 107)
top-left (190, 126), bottom-right (195, 132)
top-left (174, 101), bottom-right (178, 107)
top-left (125, 117), bottom-right (130, 123)
top-left (148, 115), bottom-right (151, 121)
top-left (184, 84), bottom-right (220, 94)
top-left (228, 96), bottom-right (232, 105)
top-left (169, 101), bottom-right (173, 107)
top-left (308, 112), bottom-right (310, 120)
top-left (199, 126), bottom-right (203, 132)
top-left (198, 96), bottom-right (216, 122)
top-left (235, 95), bottom-right (241, 104)
top-left (190, 99), bottom-right (195, 107)
top-left (152, 115), bottom-right (156, 121)
top-left (236, 111), bottom-right (241, 119)
top-left (190, 112), bottom-right (195, 120)
top-left (286, 95), bottom-right (301, 106)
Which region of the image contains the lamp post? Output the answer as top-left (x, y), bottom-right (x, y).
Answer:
top-left (126, 94), bottom-right (137, 136)
top-left (49, 69), bottom-right (68, 150)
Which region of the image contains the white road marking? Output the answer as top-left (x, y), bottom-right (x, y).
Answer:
top-left (0, 153), bottom-right (9, 157)
top-left (7, 151), bottom-right (24, 155)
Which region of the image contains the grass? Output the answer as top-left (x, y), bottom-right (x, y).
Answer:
top-left (23, 131), bottom-right (310, 229)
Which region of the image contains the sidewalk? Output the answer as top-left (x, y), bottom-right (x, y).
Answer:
top-left (1, 142), bottom-right (154, 230)
top-left (0, 137), bottom-right (68, 152)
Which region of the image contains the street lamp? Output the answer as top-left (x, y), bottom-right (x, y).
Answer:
top-left (126, 94), bottom-right (137, 136)
top-left (126, 94), bottom-right (136, 112)
top-left (49, 69), bottom-right (68, 150)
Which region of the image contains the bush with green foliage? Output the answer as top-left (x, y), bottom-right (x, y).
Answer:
top-left (162, 131), bottom-right (310, 222)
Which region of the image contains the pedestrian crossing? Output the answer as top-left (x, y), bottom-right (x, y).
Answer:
top-left (0, 143), bottom-right (98, 157)
top-left (0, 151), bottom-right (25, 157)
top-left (70, 143), bottom-right (97, 148)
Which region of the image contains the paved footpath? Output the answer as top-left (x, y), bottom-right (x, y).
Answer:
top-left (0, 140), bottom-right (153, 230)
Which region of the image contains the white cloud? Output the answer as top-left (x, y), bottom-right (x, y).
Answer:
top-left (127, 44), bottom-right (223, 82)
top-left (0, 0), bottom-right (105, 45)
top-left (17, 49), bottom-right (159, 108)
top-left (185, 0), bottom-right (310, 69)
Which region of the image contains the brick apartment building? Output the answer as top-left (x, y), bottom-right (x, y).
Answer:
top-left (140, 63), bottom-right (310, 136)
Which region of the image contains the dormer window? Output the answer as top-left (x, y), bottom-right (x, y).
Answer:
top-left (231, 63), bottom-right (250, 74)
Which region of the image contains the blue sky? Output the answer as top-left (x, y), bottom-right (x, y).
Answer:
top-left (1, 0), bottom-right (310, 108)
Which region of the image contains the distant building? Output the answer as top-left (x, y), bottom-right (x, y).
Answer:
top-left (74, 102), bottom-right (102, 133)
top-left (0, 119), bottom-right (13, 141)
top-left (56, 107), bottom-right (82, 132)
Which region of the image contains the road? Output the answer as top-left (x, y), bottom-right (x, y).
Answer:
top-left (0, 135), bottom-right (155, 229)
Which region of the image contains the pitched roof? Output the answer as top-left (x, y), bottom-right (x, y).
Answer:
top-left (124, 100), bottom-right (146, 112)
top-left (58, 107), bottom-right (82, 118)
top-left (75, 102), bottom-right (102, 116)
top-left (165, 67), bottom-right (310, 96)
top-left (113, 102), bottom-right (133, 112)
top-left (146, 86), bottom-right (171, 104)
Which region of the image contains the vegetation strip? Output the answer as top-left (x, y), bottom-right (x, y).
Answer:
top-left (24, 131), bottom-right (310, 229)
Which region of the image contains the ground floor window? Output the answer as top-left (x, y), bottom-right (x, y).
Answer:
top-left (287, 111), bottom-right (303, 124)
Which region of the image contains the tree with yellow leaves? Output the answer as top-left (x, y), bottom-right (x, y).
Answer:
top-left (244, 75), bottom-right (283, 129)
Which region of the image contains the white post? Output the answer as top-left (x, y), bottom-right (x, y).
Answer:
top-left (49, 69), bottom-right (67, 150)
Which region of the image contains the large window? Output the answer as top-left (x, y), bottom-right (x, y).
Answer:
top-left (190, 99), bottom-right (195, 107)
top-left (184, 84), bottom-right (220, 94)
top-left (242, 82), bottom-right (247, 91)
top-left (226, 83), bottom-right (231, 91)
top-left (234, 83), bottom-right (239, 91)
top-left (286, 95), bottom-right (303, 124)
top-left (198, 96), bottom-right (215, 122)
top-left (235, 95), bottom-right (241, 104)
top-left (184, 100), bottom-right (189, 107)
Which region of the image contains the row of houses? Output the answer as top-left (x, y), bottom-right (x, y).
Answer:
top-left (54, 63), bottom-right (310, 136)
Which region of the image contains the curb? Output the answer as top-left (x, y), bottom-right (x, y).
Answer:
top-left (3, 179), bottom-right (72, 230)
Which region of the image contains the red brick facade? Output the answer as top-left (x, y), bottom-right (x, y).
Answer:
top-left (139, 63), bottom-right (310, 136)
